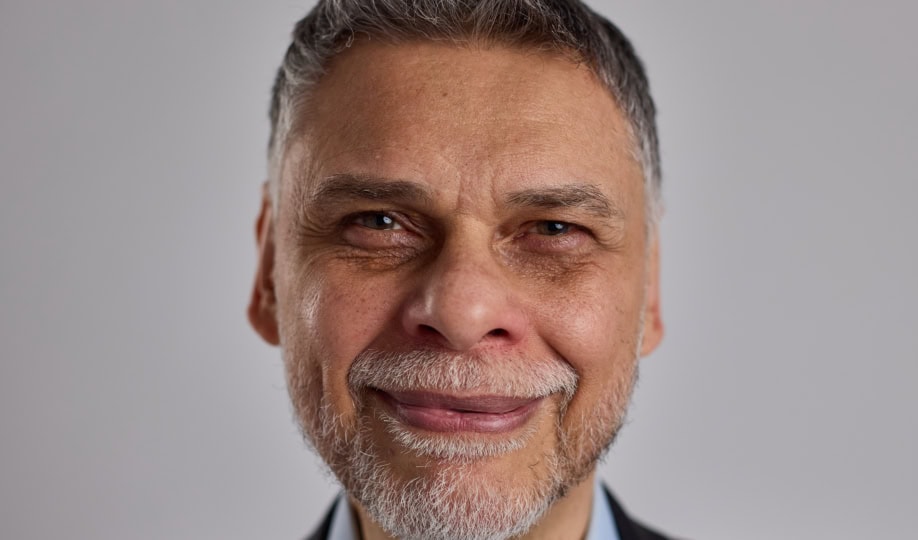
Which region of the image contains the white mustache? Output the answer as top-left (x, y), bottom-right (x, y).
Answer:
top-left (347, 349), bottom-right (579, 401)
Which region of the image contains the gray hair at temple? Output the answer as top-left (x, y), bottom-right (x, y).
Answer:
top-left (267, 0), bottom-right (662, 224)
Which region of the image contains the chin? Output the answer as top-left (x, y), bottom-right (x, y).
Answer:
top-left (343, 415), bottom-right (565, 540)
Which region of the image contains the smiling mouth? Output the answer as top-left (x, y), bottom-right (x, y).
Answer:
top-left (371, 389), bottom-right (544, 433)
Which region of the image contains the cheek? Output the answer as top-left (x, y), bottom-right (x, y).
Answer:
top-left (284, 267), bottom-right (403, 419)
top-left (531, 269), bottom-right (645, 423)
top-left (535, 271), bottom-right (645, 362)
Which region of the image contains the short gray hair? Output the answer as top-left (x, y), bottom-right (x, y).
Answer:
top-left (268, 0), bottom-right (661, 221)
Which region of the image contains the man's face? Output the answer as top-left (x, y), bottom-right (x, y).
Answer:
top-left (249, 42), bottom-right (662, 539)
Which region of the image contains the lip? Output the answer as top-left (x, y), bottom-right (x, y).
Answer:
top-left (373, 389), bottom-right (544, 433)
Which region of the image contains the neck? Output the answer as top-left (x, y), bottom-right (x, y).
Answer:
top-left (352, 471), bottom-right (596, 540)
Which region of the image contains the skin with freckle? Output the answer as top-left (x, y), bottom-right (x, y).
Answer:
top-left (249, 41), bottom-right (663, 540)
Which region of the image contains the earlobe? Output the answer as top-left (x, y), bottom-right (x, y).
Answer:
top-left (247, 183), bottom-right (281, 346)
top-left (639, 232), bottom-right (664, 357)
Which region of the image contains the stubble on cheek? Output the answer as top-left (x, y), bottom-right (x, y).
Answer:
top-left (276, 265), bottom-right (356, 464)
top-left (560, 359), bottom-right (638, 482)
top-left (283, 336), bottom-right (363, 480)
top-left (542, 293), bottom-right (644, 488)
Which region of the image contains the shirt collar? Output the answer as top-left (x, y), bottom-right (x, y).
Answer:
top-left (586, 477), bottom-right (621, 540)
top-left (327, 493), bottom-right (358, 540)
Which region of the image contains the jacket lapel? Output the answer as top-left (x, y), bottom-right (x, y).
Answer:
top-left (604, 485), bottom-right (673, 540)
top-left (304, 498), bottom-right (336, 540)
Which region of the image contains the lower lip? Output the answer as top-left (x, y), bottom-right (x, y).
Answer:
top-left (374, 391), bottom-right (543, 433)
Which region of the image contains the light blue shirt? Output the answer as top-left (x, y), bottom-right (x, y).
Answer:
top-left (327, 478), bottom-right (620, 540)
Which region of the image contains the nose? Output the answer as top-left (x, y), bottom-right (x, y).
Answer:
top-left (400, 241), bottom-right (528, 351)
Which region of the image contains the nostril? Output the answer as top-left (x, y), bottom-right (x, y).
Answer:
top-left (418, 324), bottom-right (440, 337)
top-left (487, 328), bottom-right (509, 338)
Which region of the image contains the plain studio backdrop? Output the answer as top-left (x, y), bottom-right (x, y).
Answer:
top-left (1, 1), bottom-right (916, 538)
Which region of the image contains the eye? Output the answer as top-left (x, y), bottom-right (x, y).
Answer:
top-left (514, 219), bottom-right (592, 254)
top-left (351, 212), bottom-right (404, 230)
top-left (530, 221), bottom-right (574, 236)
top-left (340, 210), bottom-right (420, 253)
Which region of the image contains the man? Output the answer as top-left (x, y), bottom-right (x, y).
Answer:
top-left (248, 0), bottom-right (672, 538)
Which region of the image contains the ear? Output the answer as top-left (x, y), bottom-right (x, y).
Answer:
top-left (639, 231), bottom-right (664, 357)
top-left (247, 182), bottom-right (280, 345)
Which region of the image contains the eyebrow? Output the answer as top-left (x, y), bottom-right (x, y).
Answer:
top-left (504, 184), bottom-right (623, 219)
top-left (304, 175), bottom-right (622, 220)
top-left (308, 173), bottom-right (434, 206)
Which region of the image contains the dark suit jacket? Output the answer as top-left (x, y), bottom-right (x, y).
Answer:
top-left (305, 486), bottom-right (674, 540)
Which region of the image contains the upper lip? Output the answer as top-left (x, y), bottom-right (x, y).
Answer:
top-left (378, 389), bottom-right (540, 414)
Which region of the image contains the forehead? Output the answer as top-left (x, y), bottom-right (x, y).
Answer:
top-left (285, 40), bottom-right (643, 211)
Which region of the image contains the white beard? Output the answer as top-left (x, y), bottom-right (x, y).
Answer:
top-left (294, 348), bottom-right (637, 540)
top-left (343, 414), bottom-right (563, 540)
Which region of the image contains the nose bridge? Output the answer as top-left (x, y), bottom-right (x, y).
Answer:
top-left (435, 239), bottom-right (505, 306)
top-left (401, 231), bottom-right (527, 351)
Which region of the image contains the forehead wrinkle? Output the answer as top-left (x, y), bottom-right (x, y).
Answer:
top-left (504, 184), bottom-right (624, 220)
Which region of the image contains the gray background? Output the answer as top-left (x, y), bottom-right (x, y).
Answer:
top-left (1, 1), bottom-right (915, 538)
